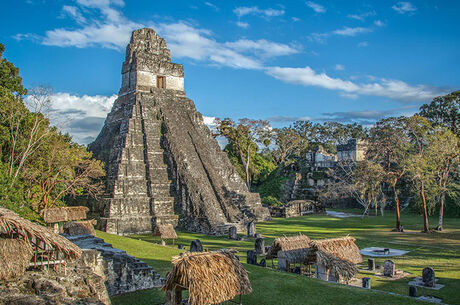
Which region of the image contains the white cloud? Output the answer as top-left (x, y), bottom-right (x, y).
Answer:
top-left (26, 92), bottom-right (117, 144)
top-left (61, 5), bottom-right (87, 24)
top-left (392, 2), bottom-right (417, 15)
top-left (224, 39), bottom-right (299, 57)
top-left (335, 64), bottom-right (345, 71)
top-left (292, 17), bottom-right (301, 22)
top-left (233, 6), bottom-right (285, 18)
top-left (358, 41), bottom-right (368, 47)
top-left (265, 66), bottom-right (447, 102)
top-left (333, 27), bottom-right (373, 36)
top-left (374, 20), bottom-right (385, 27)
top-left (306, 1), bottom-right (326, 13)
top-left (347, 11), bottom-right (376, 21)
top-left (204, 2), bottom-right (219, 11)
top-left (236, 21), bottom-right (249, 29)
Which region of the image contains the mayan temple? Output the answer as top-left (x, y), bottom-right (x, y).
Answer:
top-left (88, 28), bottom-right (270, 235)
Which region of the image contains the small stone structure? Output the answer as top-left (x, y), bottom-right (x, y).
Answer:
top-left (409, 286), bottom-right (417, 297)
top-left (255, 238), bottom-right (265, 254)
top-left (190, 239), bottom-right (203, 252)
top-left (228, 226), bottom-right (238, 240)
top-left (368, 258), bottom-right (375, 271)
top-left (337, 138), bottom-right (367, 162)
top-left (269, 200), bottom-right (326, 218)
top-left (422, 267), bottom-right (435, 287)
top-left (384, 260), bottom-right (395, 277)
top-left (68, 234), bottom-right (162, 295)
top-left (247, 250), bottom-right (257, 265)
top-left (247, 221), bottom-right (256, 237)
top-left (88, 28), bottom-right (269, 235)
top-left (362, 277), bottom-right (371, 289)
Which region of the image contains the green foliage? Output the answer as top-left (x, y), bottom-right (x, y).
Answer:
top-left (0, 44), bottom-right (105, 220)
top-left (261, 195), bottom-right (284, 206)
top-left (255, 168), bottom-right (289, 201)
top-left (419, 90), bottom-right (460, 136)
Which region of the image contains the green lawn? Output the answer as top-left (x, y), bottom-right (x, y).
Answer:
top-left (98, 210), bottom-right (460, 305)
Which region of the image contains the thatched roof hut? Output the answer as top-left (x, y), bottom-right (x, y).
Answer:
top-left (0, 238), bottom-right (33, 280)
top-left (0, 206), bottom-right (81, 260)
top-left (306, 236), bottom-right (362, 264)
top-left (265, 234), bottom-right (311, 263)
top-left (162, 249), bottom-right (252, 305)
top-left (41, 206), bottom-right (89, 224)
top-left (305, 236), bottom-right (362, 282)
top-left (153, 224), bottom-right (177, 240)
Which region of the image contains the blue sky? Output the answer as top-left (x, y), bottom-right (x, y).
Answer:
top-left (1, 0), bottom-right (459, 144)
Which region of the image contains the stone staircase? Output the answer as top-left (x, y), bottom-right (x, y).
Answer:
top-left (66, 234), bottom-right (164, 296)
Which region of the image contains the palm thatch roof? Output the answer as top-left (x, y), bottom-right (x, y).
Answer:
top-left (162, 249), bottom-right (252, 305)
top-left (315, 250), bottom-right (358, 282)
top-left (41, 206), bottom-right (89, 223)
top-left (265, 234), bottom-right (311, 263)
top-left (0, 238), bottom-right (33, 280)
top-left (306, 236), bottom-right (362, 264)
top-left (153, 224), bottom-right (177, 239)
top-left (63, 220), bottom-right (96, 236)
top-left (0, 206), bottom-right (81, 259)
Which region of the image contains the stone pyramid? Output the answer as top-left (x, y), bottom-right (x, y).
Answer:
top-left (88, 28), bottom-right (270, 235)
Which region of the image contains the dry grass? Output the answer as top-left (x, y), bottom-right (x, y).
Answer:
top-left (0, 238), bottom-right (33, 280)
top-left (153, 224), bottom-right (177, 240)
top-left (265, 234), bottom-right (310, 263)
top-left (41, 206), bottom-right (89, 223)
top-left (162, 249), bottom-right (252, 305)
top-left (308, 236), bottom-right (362, 264)
top-left (0, 206), bottom-right (81, 259)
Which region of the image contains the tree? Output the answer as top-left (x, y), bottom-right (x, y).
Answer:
top-left (404, 116), bottom-right (434, 233)
top-left (423, 128), bottom-right (459, 231)
top-left (216, 118), bottom-right (272, 189)
top-left (420, 91), bottom-right (460, 136)
top-left (325, 160), bottom-right (385, 216)
top-left (367, 117), bottom-right (410, 231)
top-left (273, 126), bottom-right (304, 164)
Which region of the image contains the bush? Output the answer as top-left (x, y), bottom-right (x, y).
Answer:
top-left (262, 196), bottom-right (284, 207)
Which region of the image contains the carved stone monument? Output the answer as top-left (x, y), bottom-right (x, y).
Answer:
top-left (255, 237), bottom-right (265, 254)
top-left (88, 28), bottom-right (270, 235)
top-left (228, 226), bottom-right (238, 240)
top-left (190, 239), bottom-right (203, 252)
top-left (383, 260), bottom-right (395, 277)
top-left (422, 267), bottom-right (435, 287)
top-left (247, 221), bottom-right (256, 237)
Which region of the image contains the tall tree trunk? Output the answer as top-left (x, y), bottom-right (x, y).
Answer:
top-left (393, 182), bottom-right (401, 231)
top-left (437, 192), bottom-right (445, 231)
top-left (245, 143), bottom-right (251, 189)
top-left (420, 182), bottom-right (430, 233)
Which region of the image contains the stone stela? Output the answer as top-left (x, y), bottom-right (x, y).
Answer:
top-left (88, 28), bottom-right (270, 235)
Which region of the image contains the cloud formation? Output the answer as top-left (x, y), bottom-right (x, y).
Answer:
top-left (265, 66), bottom-right (447, 102)
top-left (233, 6), bottom-right (285, 18)
top-left (333, 26), bottom-right (373, 36)
top-left (35, 92), bottom-right (117, 144)
top-left (392, 2), bottom-right (417, 15)
top-left (306, 1), bottom-right (326, 13)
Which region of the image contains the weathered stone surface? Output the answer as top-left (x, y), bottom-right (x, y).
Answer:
top-left (409, 285), bottom-right (417, 297)
top-left (67, 234), bottom-right (162, 296)
top-left (190, 239), bottom-right (203, 252)
top-left (247, 250), bottom-right (257, 265)
top-left (259, 258), bottom-right (266, 267)
top-left (368, 258), bottom-right (375, 271)
top-left (247, 221), bottom-right (256, 237)
top-left (228, 226), bottom-right (238, 240)
top-left (255, 237), bottom-right (265, 254)
top-left (88, 28), bottom-right (269, 235)
top-left (0, 249), bottom-right (110, 305)
top-left (422, 267), bottom-right (435, 287)
top-left (362, 277), bottom-right (371, 289)
top-left (384, 260), bottom-right (395, 277)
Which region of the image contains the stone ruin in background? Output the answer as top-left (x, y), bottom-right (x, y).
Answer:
top-left (87, 28), bottom-right (270, 236)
